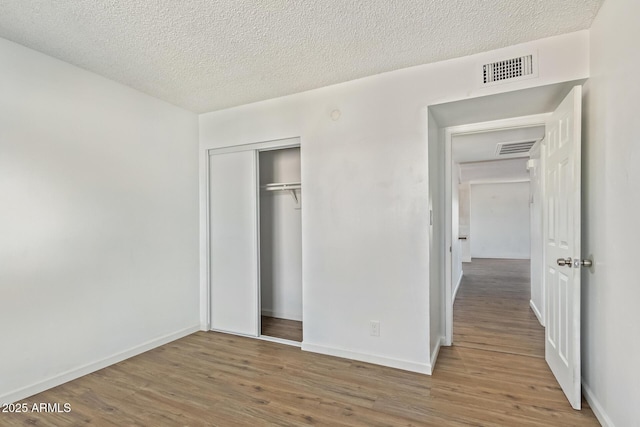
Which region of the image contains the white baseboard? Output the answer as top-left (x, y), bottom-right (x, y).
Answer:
top-left (429, 337), bottom-right (444, 374)
top-left (0, 324), bottom-right (200, 405)
top-left (529, 300), bottom-right (545, 326)
top-left (302, 342), bottom-right (431, 375)
top-left (582, 381), bottom-right (614, 427)
top-left (453, 271), bottom-right (463, 303)
top-left (261, 309), bottom-right (302, 322)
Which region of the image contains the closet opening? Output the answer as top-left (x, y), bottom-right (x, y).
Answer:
top-left (258, 147), bottom-right (302, 343)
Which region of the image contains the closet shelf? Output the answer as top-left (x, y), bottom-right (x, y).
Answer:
top-left (261, 182), bottom-right (301, 205)
top-left (262, 182), bottom-right (301, 191)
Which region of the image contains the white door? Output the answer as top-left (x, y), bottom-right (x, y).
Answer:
top-left (544, 86), bottom-right (583, 409)
top-left (209, 150), bottom-right (259, 336)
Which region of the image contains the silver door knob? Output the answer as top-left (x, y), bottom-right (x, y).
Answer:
top-left (581, 259), bottom-right (593, 267)
top-left (557, 257), bottom-right (572, 267)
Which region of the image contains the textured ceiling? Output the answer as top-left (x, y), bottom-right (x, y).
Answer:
top-left (0, 1), bottom-right (603, 113)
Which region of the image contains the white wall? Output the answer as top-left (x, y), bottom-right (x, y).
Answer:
top-left (259, 148), bottom-right (303, 321)
top-left (459, 183), bottom-right (471, 262)
top-left (199, 31), bottom-right (589, 373)
top-left (0, 38), bottom-right (200, 403)
top-left (582, 0), bottom-right (640, 424)
top-left (458, 158), bottom-right (531, 264)
top-left (451, 164), bottom-right (463, 297)
top-left (470, 182), bottom-right (531, 259)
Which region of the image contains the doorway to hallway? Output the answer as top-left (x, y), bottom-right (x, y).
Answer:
top-left (429, 82), bottom-right (586, 408)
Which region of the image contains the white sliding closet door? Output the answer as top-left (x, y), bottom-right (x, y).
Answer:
top-left (209, 150), bottom-right (258, 336)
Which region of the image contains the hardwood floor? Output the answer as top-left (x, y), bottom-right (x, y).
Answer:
top-left (2, 260), bottom-right (599, 426)
top-left (261, 316), bottom-right (302, 342)
top-left (454, 258), bottom-right (545, 357)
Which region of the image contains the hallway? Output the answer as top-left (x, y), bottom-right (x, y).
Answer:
top-left (454, 258), bottom-right (544, 357)
top-left (440, 258), bottom-right (597, 425)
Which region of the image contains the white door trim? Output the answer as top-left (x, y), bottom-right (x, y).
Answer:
top-left (443, 113), bottom-right (550, 345)
top-left (202, 137), bottom-right (301, 332)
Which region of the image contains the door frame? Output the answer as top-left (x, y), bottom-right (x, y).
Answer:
top-left (528, 139), bottom-right (546, 327)
top-left (443, 114), bottom-right (550, 345)
top-left (203, 137), bottom-right (301, 336)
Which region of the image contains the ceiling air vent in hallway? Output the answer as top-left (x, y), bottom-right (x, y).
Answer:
top-left (495, 140), bottom-right (537, 156)
top-left (482, 54), bottom-right (537, 85)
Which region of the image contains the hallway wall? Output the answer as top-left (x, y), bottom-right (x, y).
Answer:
top-left (459, 183), bottom-right (471, 262)
top-left (470, 182), bottom-right (531, 259)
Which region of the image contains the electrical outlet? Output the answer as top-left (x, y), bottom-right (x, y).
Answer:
top-left (370, 320), bottom-right (380, 337)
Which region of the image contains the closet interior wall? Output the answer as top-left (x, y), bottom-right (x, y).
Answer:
top-left (259, 148), bottom-right (302, 340)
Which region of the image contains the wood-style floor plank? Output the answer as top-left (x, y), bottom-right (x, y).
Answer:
top-left (261, 316), bottom-right (302, 342)
top-left (1, 258), bottom-right (599, 426)
top-left (454, 258), bottom-right (545, 357)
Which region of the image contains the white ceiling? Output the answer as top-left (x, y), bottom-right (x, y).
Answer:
top-left (452, 126), bottom-right (545, 163)
top-left (430, 80), bottom-right (584, 127)
top-left (0, 1), bottom-right (602, 113)
top-left (458, 158), bottom-right (531, 184)
top-left (453, 126), bottom-right (545, 184)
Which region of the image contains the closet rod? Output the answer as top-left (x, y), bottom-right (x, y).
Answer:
top-left (261, 182), bottom-right (301, 204)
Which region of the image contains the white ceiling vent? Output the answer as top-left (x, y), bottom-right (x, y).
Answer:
top-left (495, 140), bottom-right (537, 156)
top-left (481, 53), bottom-right (537, 86)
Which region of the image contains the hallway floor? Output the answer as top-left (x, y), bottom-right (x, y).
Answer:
top-left (444, 258), bottom-right (598, 425)
top-left (454, 258), bottom-right (545, 357)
